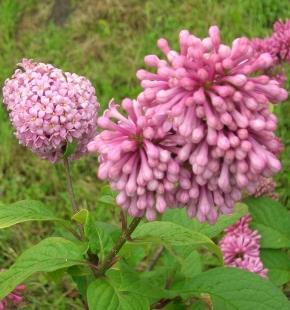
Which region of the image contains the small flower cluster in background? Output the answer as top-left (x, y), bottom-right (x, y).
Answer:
top-left (3, 59), bottom-right (99, 163)
top-left (252, 19), bottom-right (290, 85)
top-left (0, 278), bottom-right (25, 309)
top-left (89, 25), bottom-right (288, 223)
top-left (219, 215), bottom-right (267, 277)
top-left (254, 176), bottom-right (279, 200)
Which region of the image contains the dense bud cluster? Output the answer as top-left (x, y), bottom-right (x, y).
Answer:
top-left (88, 99), bottom-right (184, 220)
top-left (3, 59), bottom-right (99, 162)
top-left (135, 26), bottom-right (287, 222)
top-left (219, 215), bottom-right (267, 277)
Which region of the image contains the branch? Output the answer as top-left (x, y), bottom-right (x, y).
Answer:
top-left (95, 217), bottom-right (142, 277)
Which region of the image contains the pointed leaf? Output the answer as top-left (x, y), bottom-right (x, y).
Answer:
top-left (261, 249), bottom-right (290, 286)
top-left (0, 237), bottom-right (86, 299)
top-left (175, 267), bottom-right (290, 310)
top-left (133, 221), bottom-right (222, 262)
top-left (0, 200), bottom-right (62, 229)
top-left (245, 197), bottom-right (290, 248)
top-left (87, 278), bottom-right (150, 310)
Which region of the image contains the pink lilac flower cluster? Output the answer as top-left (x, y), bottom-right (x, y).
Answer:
top-left (89, 26), bottom-right (288, 222)
top-left (133, 26), bottom-right (287, 222)
top-left (219, 215), bottom-right (267, 277)
top-left (0, 281), bottom-right (25, 309)
top-left (88, 99), bottom-right (184, 221)
top-left (3, 59), bottom-right (99, 162)
top-left (252, 19), bottom-right (290, 84)
top-left (252, 20), bottom-right (290, 64)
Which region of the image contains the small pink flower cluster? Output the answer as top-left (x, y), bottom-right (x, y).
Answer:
top-left (0, 283), bottom-right (25, 309)
top-left (3, 59), bottom-right (99, 162)
top-left (252, 19), bottom-right (290, 84)
top-left (254, 176), bottom-right (279, 200)
top-left (89, 26), bottom-right (288, 223)
top-left (252, 20), bottom-right (290, 64)
top-left (219, 215), bottom-right (267, 277)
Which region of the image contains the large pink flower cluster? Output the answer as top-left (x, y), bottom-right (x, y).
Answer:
top-left (88, 99), bottom-right (184, 221)
top-left (134, 26), bottom-right (287, 222)
top-left (219, 215), bottom-right (267, 277)
top-left (0, 282), bottom-right (25, 309)
top-left (3, 59), bottom-right (99, 162)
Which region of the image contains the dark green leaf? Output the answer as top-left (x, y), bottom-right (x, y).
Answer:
top-left (245, 197), bottom-right (290, 248)
top-left (175, 267), bottom-right (290, 310)
top-left (0, 237), bottom-right (86, 299)
top-left (0, 200), bottom-right (62, 229)
top-left (261, 249), bottom-right (290, 286)
top-left (84, 213), bottom-right (114, 260)
top-left (87, 278), bottom-right (150, 310)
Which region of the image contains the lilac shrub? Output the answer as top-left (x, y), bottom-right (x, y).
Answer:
top-left (0, 22), bottom-right (290, 310)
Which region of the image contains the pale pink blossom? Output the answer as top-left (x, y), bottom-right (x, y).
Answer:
top-left (3, 59), bottom-right (99, 162)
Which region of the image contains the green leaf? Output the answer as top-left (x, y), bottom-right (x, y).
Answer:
top-left (63, 140), bottom-right (77, 158)
top-left (163, 203), bottom-right (248, 238)
top-left (115, 261), bottom-right (175, 302)
top-left (133, 221), bottom-right (222, 262)
top-left (180, 251), bottom-right (202, 278)
top-left (84, 213), bottom-right (114, 260)
top-left (175, 267), bottom-right (290, 310)
top-left (87, 278), bottom-right (150, 310)
top-left (72, 208), bottom-right (89, 225)
top-left (261, 249), bottom-right (290, 286)
top-left (0, 200), bottom-right (62, 229)
top-left (245, 197), bottom-right (290, 248)
top-left (0, 237), bottom-right (86, 299)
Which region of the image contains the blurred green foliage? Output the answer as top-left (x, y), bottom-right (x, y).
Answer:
top-left (0, 0), bottom-right (289, 308)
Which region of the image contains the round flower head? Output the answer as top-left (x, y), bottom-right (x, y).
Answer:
top-left (220, 215), bottom-right (267, 278)
top-left (3, 59), bottom-right (99, 162)
top-left (137, 26), bottom-right (288, 222)
top-left (0, 281), bottom-right (25, 309)
top-left (88, 99), bottom-right (184, 221)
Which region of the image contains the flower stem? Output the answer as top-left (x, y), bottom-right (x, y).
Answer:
top-left (95, 217), bottom-right (142, 277)
top-left (63, 157), bottom-right (83, 239)
top-left (63, 157), bottom-right (78, 213)
top-left (146, 245), bottom-right (164, 271)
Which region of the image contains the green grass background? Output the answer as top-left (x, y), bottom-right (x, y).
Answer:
top-left (0, 0), bottom-right (289, 308)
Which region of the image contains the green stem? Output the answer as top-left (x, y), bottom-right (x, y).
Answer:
top-left (63, 157), bottom-right (83, 239)
top-left (95, 217), bottom-right (142, 277)
top-left (63, 157), bottom-right (78, 213)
